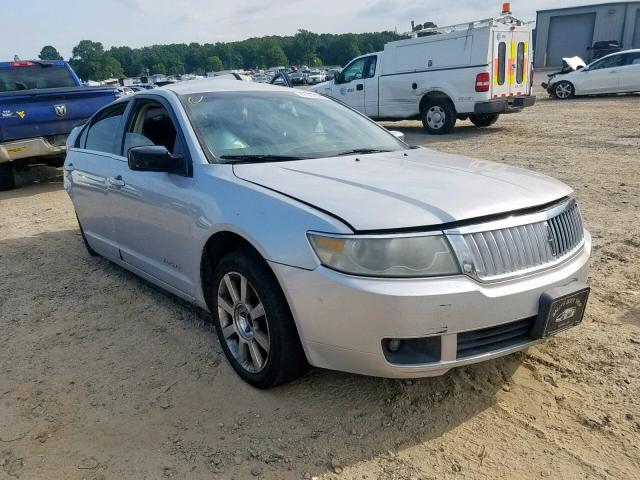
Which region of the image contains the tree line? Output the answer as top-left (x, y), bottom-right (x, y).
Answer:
top-left (38, 29), bottom-right (402, 81)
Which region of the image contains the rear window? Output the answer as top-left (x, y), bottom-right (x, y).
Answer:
top-left (0, 64), bottom-right (77, 92)
top-left (516, 42), bottom-right (525, 84)
top-left (497, 42), bottom-right (506, 86)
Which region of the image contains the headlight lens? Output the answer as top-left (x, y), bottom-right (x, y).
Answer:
top-left (308, 233), bottom-right (460, 277)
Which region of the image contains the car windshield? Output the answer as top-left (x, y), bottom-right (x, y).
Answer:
top-left (180, 90), bottom-right (406, 163)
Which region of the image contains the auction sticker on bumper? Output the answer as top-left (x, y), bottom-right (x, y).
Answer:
top-left (532, 282), bottom-right (590, 338)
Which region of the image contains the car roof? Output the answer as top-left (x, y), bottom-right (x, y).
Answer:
top-left (162, 78), bottom-right (289, 95)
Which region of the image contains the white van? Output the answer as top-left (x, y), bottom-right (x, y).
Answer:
top-left (311, 12), bottom-right (535, 134)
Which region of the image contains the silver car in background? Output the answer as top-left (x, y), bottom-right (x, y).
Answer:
top-left (64, 79), bottom-right (591, 388)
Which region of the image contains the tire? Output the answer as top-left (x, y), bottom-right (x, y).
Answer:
top-left (469, 113), bottom-right (500, 127)
top-left (0, 162), bottom-right (15, 192)
top-left (210, 250), bottom-right (308, 388)
top-left (421, 98), bottom-right (456, 134)
top-left (553, 81), bottom-right (574, 100)
top-left (76, 215), bottom-right (98, 256)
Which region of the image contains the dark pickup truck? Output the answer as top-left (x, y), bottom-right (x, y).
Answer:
top-left (0, 60), bottom-right (118, 190)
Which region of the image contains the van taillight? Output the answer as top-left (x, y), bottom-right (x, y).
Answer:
top-left (475, 73), bottom-right (490, 92)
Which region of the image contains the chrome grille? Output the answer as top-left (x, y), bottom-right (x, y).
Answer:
top-left (449, 200), bottom-right (585, 281)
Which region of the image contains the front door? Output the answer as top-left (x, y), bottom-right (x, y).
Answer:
top-left (619, 51), bottom-right (640, 92)
top-left (579, 53), bottom-right (623, 93)
top-left (109, 98), bottom-right (195, 296)
top-left (333, 56), bottom-right (367, 113)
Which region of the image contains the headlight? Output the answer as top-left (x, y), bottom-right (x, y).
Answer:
top-left (307, 233), bottom-right (460, 278)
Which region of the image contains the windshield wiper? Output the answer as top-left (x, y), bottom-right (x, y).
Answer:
top-left (219, 154), bottom-right (307, 164)
top-left (334, 148), bottom-right (391, 157)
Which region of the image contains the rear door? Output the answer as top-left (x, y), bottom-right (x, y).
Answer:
top-left (491, 30), bottom-right (531, 99)
top-left (491, 31), bottom-right (511, 99)
top-left (66, 102), bottom-right (128, 259)
top-left (510, 30), bottom-right (532, 96)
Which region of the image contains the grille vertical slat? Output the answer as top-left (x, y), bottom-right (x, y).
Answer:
top-left (456, 201), bottom-right (585, 281)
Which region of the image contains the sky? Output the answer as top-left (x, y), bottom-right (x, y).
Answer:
top-left (1, 0), bottom-right (590, 60)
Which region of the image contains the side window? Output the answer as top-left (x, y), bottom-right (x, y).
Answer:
top-left (624, 52), bottom-right (640, 65)
top-left (497, 42), bottom-right (506, 85)
top-left (516, 43), bottom-right (525, 84)
top-left (124, 100), bottom-right (180, 156)
top-left (84, 104), bottom-right (127, 154)
top-left (590, 54), bottom-right (624, 70)
top-left (342, 58), bottom-right (367, 83)
top-left (365, 56), bottom-right (377, 79)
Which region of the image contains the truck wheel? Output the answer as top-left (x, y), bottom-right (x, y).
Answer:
top-left (553, 81), bottom-right (574, 100)
top-left (421, 99), bottom-right (456, 134)
top-left (469, 113), bottom-right (500, 127)
top-left (0, 162), bottom-right (16, 192)
top-left (210, 250), bottom-right (308, 388)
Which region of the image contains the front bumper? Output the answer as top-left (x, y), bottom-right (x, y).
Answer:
top-left (270, 233), bottom-right (590, 378)
top-left (474, 95), bottom-right (536, 115)
top-left (0, 137), bottom-right (66, 163)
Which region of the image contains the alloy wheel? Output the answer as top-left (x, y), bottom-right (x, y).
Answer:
top-left (217, 272), bottom-right (270, 373)
top-left (555, 82), bottom-right (573, 99)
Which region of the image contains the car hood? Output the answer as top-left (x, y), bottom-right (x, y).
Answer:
top-left (563, 56), bottom-right (587, 71)
top-left (233, 148), bottom-right (572, 232)
top-left (309, 81), bottom-right (333, 94)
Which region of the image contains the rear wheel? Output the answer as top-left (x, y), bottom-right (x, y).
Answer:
top-left (421, 99), bottom-right (456, 134)
top-left (469, 113), bottom-right (500, 127)
top-left (0, 162), bottom-right (15, 192)
top-left (553, 81), bottom-right (574, 100)
top-left (210, 251), bottom-right (308, 388)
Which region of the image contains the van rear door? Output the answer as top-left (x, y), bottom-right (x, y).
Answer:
top-left (491, 30), bottom-right (531, 99)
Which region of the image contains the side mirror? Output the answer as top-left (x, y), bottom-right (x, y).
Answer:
top-left (389, 130), bottom-right (406, 143)
top-left (128, 146), bottom-right (182, 173)
top-left (334, 72), bottom-right (343, 84)
top-left (577, 65), bottom-right (585, 70)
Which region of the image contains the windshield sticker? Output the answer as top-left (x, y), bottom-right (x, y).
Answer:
top-left (187, 95), bottom-right (204, 106)
top-left (16, 111), bottom-right (26, 119)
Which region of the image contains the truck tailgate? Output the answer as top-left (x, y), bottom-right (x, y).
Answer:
top-left (0, 87), bottom-right (117, 143)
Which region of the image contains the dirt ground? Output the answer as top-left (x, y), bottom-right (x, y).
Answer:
top-left (1, 86), bottom-right (639, 480)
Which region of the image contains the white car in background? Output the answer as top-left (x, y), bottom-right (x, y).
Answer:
top-left (306, 70), bottom-right (326, 85)
top-left (544, 49), bottom-right (640, 99)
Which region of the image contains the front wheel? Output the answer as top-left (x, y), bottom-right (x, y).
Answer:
top-left (553, 81), bottom-right (574, 100)
top-left (211, 251), bottom-right (308, 388)
top-left (421, 99), bottom-right (456, 134)
top-left (0, 162), bottom-right (15, 192)
top-left (469, 113), bottom-right (500, 127)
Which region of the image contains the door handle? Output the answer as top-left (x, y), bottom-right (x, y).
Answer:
top-left (107, 175), bottom-right (125, 187)
top-left (356, 84), bottom-right (364, 91)
top-left (609, 70), bottom-right (618, 73)
top-left (63, 163), bottom-right (74, 172)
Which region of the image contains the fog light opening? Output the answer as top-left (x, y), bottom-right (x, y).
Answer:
top-left (387, 338), bottom-right (403, 353)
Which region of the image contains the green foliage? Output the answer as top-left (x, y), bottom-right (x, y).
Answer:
top-left (62, 29), bottom-right (401, 80)
top-left (207, 55), bottom-right (224, 72)
top-left (38, 45), bottom-right (63, 61)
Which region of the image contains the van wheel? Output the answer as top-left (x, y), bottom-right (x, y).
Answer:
top-left (421, 99), bottom-right (456, 134)
top-left (470, 113), bottom-right (500, 127)
top-left (210, 250), bottom-right (308, 388)
top-left (0, 162), bottom-right (15, 192)
top-left (553, 81), bottom-right (574, 100)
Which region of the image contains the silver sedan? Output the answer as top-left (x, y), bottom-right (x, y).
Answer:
top-left (64, 79), bottom-right (591, 388)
